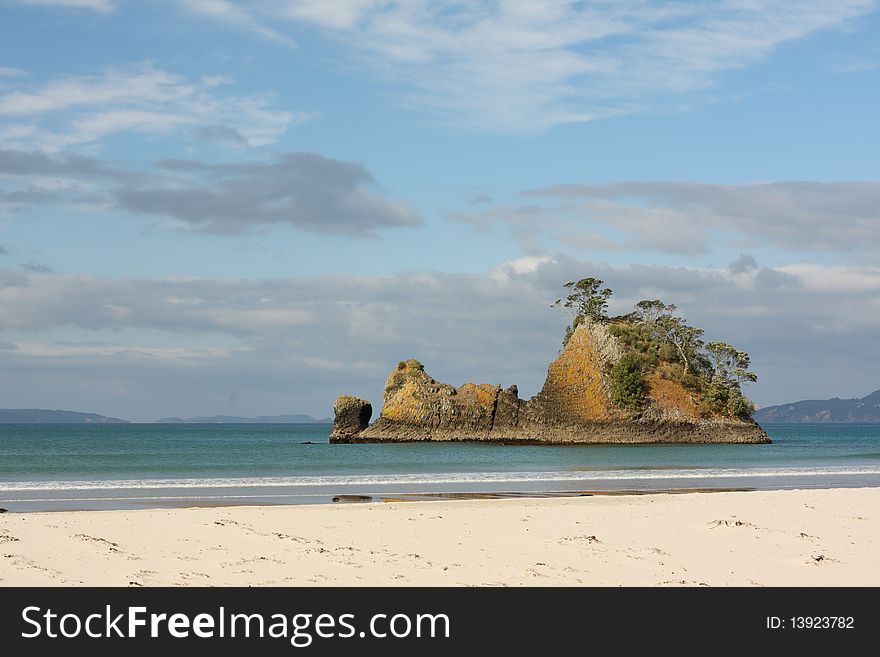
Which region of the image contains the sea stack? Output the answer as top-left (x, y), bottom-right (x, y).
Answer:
top-left (331, 322), bottom-right (770, 445)
top-left (329, 395), bottom-right (372, 441)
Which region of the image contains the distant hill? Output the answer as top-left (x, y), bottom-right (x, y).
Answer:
top-left (0, 409), bottom-right (130, 424)
top-left (755, 390), bottom-right (880, 423)
top-left (155, 414), bottom-right (331, 424)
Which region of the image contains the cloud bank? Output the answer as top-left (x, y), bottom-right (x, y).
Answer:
top-left (119, 153), bottom-right (422, 236)
top-left (0, 148), bottom-right (421, 237)
top-left (1, 256), bottom-right (878, 419)
top-left (454, 180), bottom-right (880, 256)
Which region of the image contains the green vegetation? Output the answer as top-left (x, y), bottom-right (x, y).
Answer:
top-left (554, 279), bottom-right (757, 419)
top-left (610, 353), bottom-right (649, 410)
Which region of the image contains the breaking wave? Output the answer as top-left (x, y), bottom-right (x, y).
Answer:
top-left (2, 464), bottom-right (880, 492)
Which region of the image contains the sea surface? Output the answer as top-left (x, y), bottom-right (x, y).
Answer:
top-left (1, 423), bottom-right (879, 511)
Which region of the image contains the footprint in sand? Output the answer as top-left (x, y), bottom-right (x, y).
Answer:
top-left (227, 556), bottom-right (284, 567)
top-left (558, 534), bottom-right (600, 545)
top-left (809, 554), bottom-right (840, 566)
top-left (183, 571), bottom-right (211, 579)
top-left (74, 534), bottom-right (122, 553)
top-left (707, 519), bottom-right (757, 529)
top-left (658, 579), bottom-right (709, 587)
top-left (5, 554), bottom-right (63, 577)
top-left (522, 564), bottom-right (551, 579)
top-left (270, 532), bottom-right (310, 542)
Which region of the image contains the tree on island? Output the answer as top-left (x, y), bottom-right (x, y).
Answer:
top-left (552, 277), bottom-right (613, 345)
top-left (552, 278), bottom-right (757, 419)
top-left (704, 341), bottom-right (757, 386)
top-left (631, 299), bottom-right (704, 375)
top-left (658, 314), bottom-right (705, 376)
top-left (633, 298), bottom-right (674, 325)
top-left (703, 341), bottom-right (757, 418)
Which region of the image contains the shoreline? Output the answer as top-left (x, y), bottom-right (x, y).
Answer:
top-left (1, 486), bottom-right (878, 586)
top-left (3, 471), bottom-right (880, 513)
top-left (3, 485), bottom-right (763, 514)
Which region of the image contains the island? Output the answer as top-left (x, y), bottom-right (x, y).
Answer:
top-left (155, 414), bottom-right (331, 424)
top-left (0, 409), bottom-right (129, 424)
top-left (331, 277), bottom-right (769, 444)
top-left (755, 389), bottom-right (880, 423)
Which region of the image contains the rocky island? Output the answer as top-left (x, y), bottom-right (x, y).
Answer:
top-left (332, 278), bottom-right (769, 445)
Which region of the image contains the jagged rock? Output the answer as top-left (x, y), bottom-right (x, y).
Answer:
top-left (494, 385), bottom-right (521, 428)
top-left (357, 359), bottom-right (499, 440)
top-left (330, 396), bottom-right (372, 441)
top-left (332, 323), bottom-right (770, 445)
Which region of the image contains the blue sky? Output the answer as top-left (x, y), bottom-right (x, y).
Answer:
top-left (1, 1), bottom-right (879, 421)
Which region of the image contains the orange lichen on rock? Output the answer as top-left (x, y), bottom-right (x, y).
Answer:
top-left (457, 383), bottom-right (498, 409)
top-left (379, 379), bottom-right (429, 422)
top-left (532, 323), bottom-right (614, 421)
top-left (374, 359), bottom-right (498, 431)
top-left (645, 370), bottom-right (702, 418)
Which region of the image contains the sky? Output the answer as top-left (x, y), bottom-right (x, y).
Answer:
top-left (1, 1), bottom-right (879, 422)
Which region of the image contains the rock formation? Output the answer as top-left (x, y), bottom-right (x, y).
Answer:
top-left (329, 396), bottom-right (372, 440)
top-left (331, 323), bottom-right (769, 444)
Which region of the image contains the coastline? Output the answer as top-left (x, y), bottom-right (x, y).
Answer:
top-left (2, 486), bottom-right (878, 586)
top-left (3, 466), bottom-right (880, 512)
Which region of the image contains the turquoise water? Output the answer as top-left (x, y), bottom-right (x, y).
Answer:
top-left (1, 423), bottom-right (879, 510)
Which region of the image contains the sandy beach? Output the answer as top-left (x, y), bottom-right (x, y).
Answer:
top-left (1, 487), bottom-right (878, 586)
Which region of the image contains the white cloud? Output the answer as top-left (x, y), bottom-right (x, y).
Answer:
top-left (457, 180), bottom-right (880, 256)
top-left (13, 341), bottom-right (239, 361)
top-left (179, 0), bottom-right (294, 45)
top-left (489, 255), bottom-right (555, 283)
top-left (175, 0), bottom-right (880, 132)
top-left (277, 0), bottom-right (379, 29)
top-left (70, 109), bottom-right (193, 140)
top-left (11, 0), bottom-right (115, 12)
top-left (0, 66), bottom-right (186, 115)
top-left (0, 66), bottom-right (26, 78)
top-left (779, 264), bottom-right (880, 292)
top-left (0, 63), bottom-right (302, 150)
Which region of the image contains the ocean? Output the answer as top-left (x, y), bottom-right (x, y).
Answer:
top-left (1, 423), bottom-right (879, 511)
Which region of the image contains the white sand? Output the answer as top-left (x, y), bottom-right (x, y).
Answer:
top-left (1, 487), bottom-right (878, 586)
